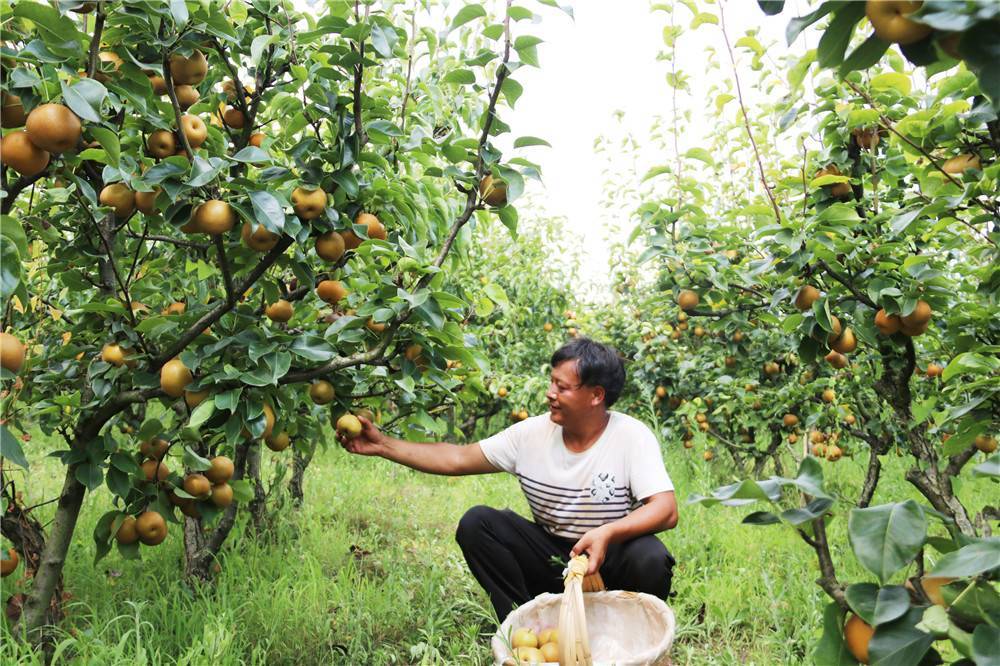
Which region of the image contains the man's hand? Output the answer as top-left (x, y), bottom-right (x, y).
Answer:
top-left (570, 524), bottom-right (614, 575)
top-left (337, 415), bottom-right (386, 456)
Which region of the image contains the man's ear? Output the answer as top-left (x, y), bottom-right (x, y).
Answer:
top-left (590, 385), bottom-right (606, 407)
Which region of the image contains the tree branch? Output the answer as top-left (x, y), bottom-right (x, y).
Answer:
top-left (213, 236), bottom-right (236, 303)
top-left (1, 172), bottom-right (48, 215)
top-left (816, 259), bottom-right (877, 308)
top-left (85, 5), bottom-right (106, 80)
top-left (685, 302), bottom-right (769, 319)
top-left (162, 51), bottom-right (194, 157)
top-left (857, 447), bottom-right (881, 509)
top-left (124, 232), bottom-right (208, 249)
top-left (718, 1), bottom-right (781, 225)
top-left (74, 192), bottom-right (153, 357)
top-left (151, 236), bottom-right (294, 370)
top-left (351, 1), bottom-right (368, 147)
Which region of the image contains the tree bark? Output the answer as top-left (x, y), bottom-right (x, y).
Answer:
top-left (0, 482), bottom-right (64, 629)
top-left (13, 468), bottom-right (86, 640)
top-left (290, 445), bottom-right (314, 508)
top-left (246, 443), bottom-right (266, 535)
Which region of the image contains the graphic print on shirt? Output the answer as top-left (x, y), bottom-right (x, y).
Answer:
top-left (589, 472), bottom-right (617, 503)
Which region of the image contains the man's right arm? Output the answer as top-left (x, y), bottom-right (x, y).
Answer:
top-left (380, 437), bottom-right (499, 476)
top-left (338, 415), bottom-right (500, 476)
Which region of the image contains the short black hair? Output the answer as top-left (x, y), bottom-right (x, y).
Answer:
top-left (550, 337), bottom-right (626, 407)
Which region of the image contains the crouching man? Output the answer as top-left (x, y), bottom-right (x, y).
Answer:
top-left (338, 337), bottom-right (678, 621)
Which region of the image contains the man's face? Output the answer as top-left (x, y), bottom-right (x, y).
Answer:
top-left (546, 360), bottom-right (604, 425)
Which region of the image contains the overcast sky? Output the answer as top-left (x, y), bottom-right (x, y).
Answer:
top-left (498, 1), bottom-right (797, 298)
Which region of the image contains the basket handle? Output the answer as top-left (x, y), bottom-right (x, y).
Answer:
top-left (557, 555), bottom-right (603, 666)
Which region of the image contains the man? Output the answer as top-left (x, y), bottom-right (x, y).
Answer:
top-left (338, 337), bottom-right (678, 622)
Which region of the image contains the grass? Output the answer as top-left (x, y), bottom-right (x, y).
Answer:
top-left (1, 425), bottom-right (991, 664)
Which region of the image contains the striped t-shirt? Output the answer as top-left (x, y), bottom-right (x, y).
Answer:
top-left (478, 412), bottom-right (674, 539)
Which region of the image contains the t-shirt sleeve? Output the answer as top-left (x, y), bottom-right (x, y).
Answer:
top-left (629, 425), bottom-right (674, 500)
top-left (478, 421), bottom-right (524, 474)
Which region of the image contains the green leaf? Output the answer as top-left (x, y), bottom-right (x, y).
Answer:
top-left (685, 147), bottom-right (715, 166)
top-left (0, 237), bottom-right (21, 300)
top-left (870, 72), bottom-right (912, 95)
top-left (848, 501), bottom-right (927, 583)
top-left (61, 78), bottom-right (106, 123)
top-left (75, 461), bottom-right (104, 491)
top-left (961, 22), bottom-right (1000, 111)
top-left (451, 4), bottom-right (486, 30)
top-left (0, 216), bottom-right (28, 260)
top-left (786, 2), bottom-right (840, 45)
top-left (231, 147), bottom-right (270, 164)
top-left (846, 582), bottom-right (879, 624)
top-left (868, 607), bottom-right (934, 666)
top-left (915, 605), bottom-right (949, 640)
top-left (93, 510), bottom-right (118, 564)
top-left (170, 0), bottom-right (189, 25)
top-left (812, 602), bottom-right (854, 666)
top-left (0, 426), bottom-right (29, 469)
top-left (687, 478), bottom-right (782, 507)
top-left (513, 136), bottom-right (551, 148)
top-left (483, 283), bottom-right (509, 306)
top-left (13, 3), bottom-right (84, 58)
top-left (248, 191), bottom-right (285, 233)
top-left (780, 497), bottom-right (833, 525)
top-left (872, 586), bottom-right (910, 626)
top-left (369, 22), bottom-right (398, 59)
top-left (250, 33), bottom-right (278, 67)
top-left (742, 511), bottom-right (781, 525)
top-left (230, 479), bottom-right (253, 502)
top-left (839, 34), bottom-right (890, 76)
top-left (188, 400), bottom-right (216, 430)
top-left (182, 445), bottom-right (212, 472)
top-left (783, 455), bottom-right (830, 498)
top-left (514, 36), bottom-right (541, 67)
top-left (973, 453), bottom-right (1000, 478)
top-left (942, 352), bottom-right (1000, 383)
top-left (972, 625), bottom-right (1000, 666)
top-left (757, 1), bottom-right (785, 16)
top-left (90, 127), bottom-right (120, 167)
top-left (690, 12), bottom-right (719, 28)
top-left (816, 3), bottom-right (865, 68)
top-left (187, 156), bottom-right (227, 187)
top-left (443, 69), bottom-right (476, 85)
top-left (290, 335), bottom-right (336, 362)
top-left (137, 419), bottom-right (164, 443)
top-left (947, 579), bottom-right (1000, 627)
top-left (930, 540), bottom-right (1000, 578)
top-left (501, 78), bottom-right (523, 107)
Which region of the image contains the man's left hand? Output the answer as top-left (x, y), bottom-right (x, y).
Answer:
top-left (570, 524), bottom-right (613, 575)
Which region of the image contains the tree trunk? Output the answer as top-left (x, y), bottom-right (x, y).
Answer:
top-left (13, 467), bottom-right (85, 641)
top-left (290, 445), bottom-right (314, 507)
top-left (873, 340), bottom-right (977, 537)
top-left (246, 443), bottom-right (266, 535)
top-left (182, 515), bottom-right (206, 579)
top-left (0, 481), bottom-right (64, 630)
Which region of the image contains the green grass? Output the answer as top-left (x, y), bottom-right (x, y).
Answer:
top-left (2, 428), bottom-right (991, 664)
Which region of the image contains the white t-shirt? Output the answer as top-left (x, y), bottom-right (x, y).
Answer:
top-left (478, 412), bottom-right (674, 539)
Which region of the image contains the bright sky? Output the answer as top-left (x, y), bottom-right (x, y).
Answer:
top-left (499, 1), bottom-right (796, 299)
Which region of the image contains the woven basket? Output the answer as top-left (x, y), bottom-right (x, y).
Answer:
top-left (492, 555), bottom-right (675, 665)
